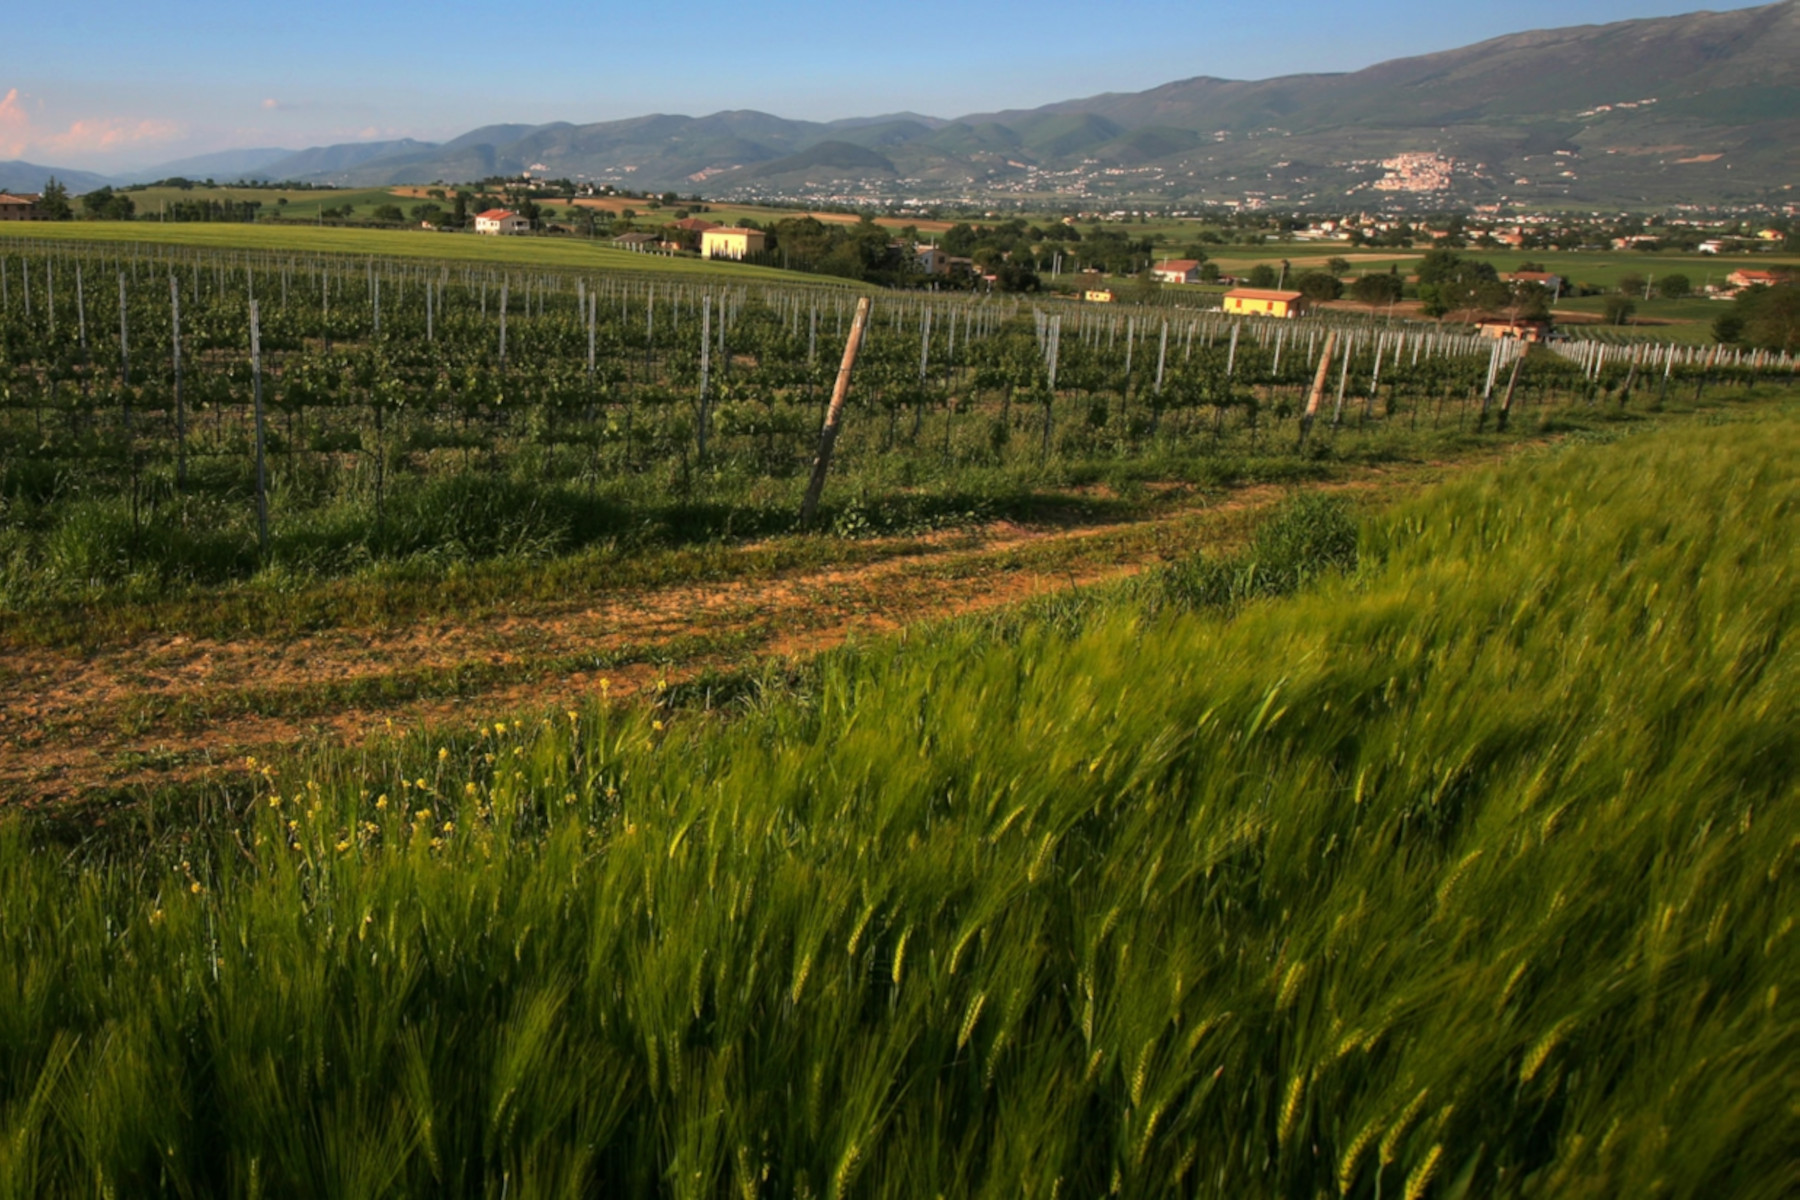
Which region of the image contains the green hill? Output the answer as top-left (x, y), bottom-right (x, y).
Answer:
top-left (72, 2), bottom-right (1800, 205)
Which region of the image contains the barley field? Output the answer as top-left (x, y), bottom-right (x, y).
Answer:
top-left (0, 395), bottom-right (1792, 1196)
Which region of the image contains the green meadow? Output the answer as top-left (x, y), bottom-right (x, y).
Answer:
top-left (119, 186), bottom-right (414, 222)
top-left (0, 222), bottom-right (861, 284)
top-left (1, 395), bottom-right (1792, 1196)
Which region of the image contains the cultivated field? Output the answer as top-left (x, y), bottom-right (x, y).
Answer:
top-left (0, 231), bottom-right (1793, 1196)
top-left (1, 398), bottom-right (1793, 1195)
top-left (0, 223), bottom-right (842, 282)
top-left (1, 236), bottom-right (1789, 793)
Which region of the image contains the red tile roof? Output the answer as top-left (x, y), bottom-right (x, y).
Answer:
top-left (477, 209), bottom-right (517, 221)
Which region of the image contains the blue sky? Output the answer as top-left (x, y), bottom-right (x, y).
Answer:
top-left (1, 0), bottom-right (1767, 170)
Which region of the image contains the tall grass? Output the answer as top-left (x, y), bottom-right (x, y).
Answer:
top-left (1, 409), bottom-right (1794, 1196)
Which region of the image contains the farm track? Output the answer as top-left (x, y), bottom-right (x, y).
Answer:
top-left (0, 458), bottom-right (1466, 806)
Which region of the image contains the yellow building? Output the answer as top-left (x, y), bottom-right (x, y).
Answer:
top-left (700, 227), bottom-right (768, 260)
top-left (1084, 289), bottom-right (1116, 303)
top-left (1222, 288), bottom-right (1307, 318)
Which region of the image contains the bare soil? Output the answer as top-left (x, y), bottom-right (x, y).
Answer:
top-left (0, 465), bottom-right (1450, 806)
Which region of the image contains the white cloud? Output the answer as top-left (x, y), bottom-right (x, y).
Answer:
top-left (0, 88), bottom-right (182, 161)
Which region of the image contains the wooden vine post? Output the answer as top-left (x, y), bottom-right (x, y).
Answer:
top-left (1496, 352), bottom-right (1525, 432)
top-left (1298, 330), bottom-right (1338, 449)
top-left (799, 296), bottom-right (872, 529)
top-left (251, 299), bottom-right (269, 556)
top-left (170, 275), bottom-right (185, 488)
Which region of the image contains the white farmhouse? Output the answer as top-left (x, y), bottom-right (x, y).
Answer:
top-left (1151, 259), bottom-right (1202, 284)
top-left (475, 208), bottom-right (529, 235)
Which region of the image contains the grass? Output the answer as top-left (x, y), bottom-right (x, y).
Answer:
top-left (101, 184), bottom-right (953, 234)
top-left (1155, 241), bottom-right (1797, 290)
top-left (5, 228), bottom-right (1671, 643)
top-left (0, 398), bottom-right (1792, 1196)
top-left (119, 186), bottom-right (415, 221)
top-left (0, 221), bottom-right (867, 284)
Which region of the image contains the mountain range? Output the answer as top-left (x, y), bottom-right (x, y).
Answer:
top-left (8, 2), bottom-right (1797, 208)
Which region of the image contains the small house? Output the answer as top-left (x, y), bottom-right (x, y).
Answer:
top-left (1222, 288), bottom-right (1307, 318)
top-left (1477, 317), bottom-right (1553, 343)
top-left (1084, 289), bottom-right (1116, 303)
top-left (1151, 259), bottom-right (1202, 285)
top-left (474, 209), bottom-right (529, 235)
top-left (1726, 268), bottom-right (1787, 290)
top-left (0, 193), bottom-right (41, 221)
top-left (1504, 270), bottom-right (1564, 294)
top-left (700, 227), bottom-right (767, 261)
top-left (915, 245), bottom-right (949, 275)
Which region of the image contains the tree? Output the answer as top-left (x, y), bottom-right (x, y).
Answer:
top-left (1729, 284), bottom-right (1800, 353)
top-left (372, 204), bottom-right (405, 223)
top-left (1325, 257), bottom-right (1351, 279)
top-left (1294, 271), bottom-right (1342, 302)
top-left (1126, 268), bottom-right (1160, 303)
top-left (79, 187), bottom-right (135, 221)
top-left (1246, 263), bottom-right (1278, 288)
top-left (941, 223), bottom-right (978, 256)
top-left (1657, 274), bottom-right (1692, 299)
top-left (1508, 282), bottom-right (1553, 321)
top-left (1617, 272), bottom-right (1648, 297)
top-left (1415, 249), bottom-right (1500, 319)
top-left (1351, 272), bottom-right (1404, 312)
top-left (38, 178), bottom-right (72, 220)
top-left (1603, 295), bottom-right (1637, 326)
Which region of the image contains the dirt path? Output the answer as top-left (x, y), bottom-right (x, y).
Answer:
top-left (0, 467), bottom-right (1442, 806)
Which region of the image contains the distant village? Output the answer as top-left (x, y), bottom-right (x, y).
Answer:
top-left (4, 175), bottom-right (1793, 322)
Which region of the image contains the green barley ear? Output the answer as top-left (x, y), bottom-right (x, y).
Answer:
top-left (1339, 1115), bottom-right (1383, 1195)
top-left (1403, 1144), bottom-right (1444, 1200)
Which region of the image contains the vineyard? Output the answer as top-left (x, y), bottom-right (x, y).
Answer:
top-left (3, 238), bottom-right (1791, 612)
